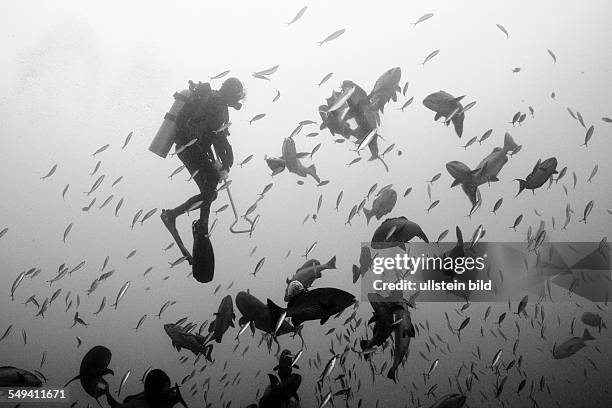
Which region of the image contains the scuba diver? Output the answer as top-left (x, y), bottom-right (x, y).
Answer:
top-left (155, 78), bottom-right (245, 283)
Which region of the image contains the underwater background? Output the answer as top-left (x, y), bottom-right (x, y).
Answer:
top-left (1, 0), bottom-right (612, 407)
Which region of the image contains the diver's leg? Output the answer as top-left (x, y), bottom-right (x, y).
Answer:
top-left (190, 159), bottom-right (220, 283)
top-left (161, 146), bottom-right (202, 263)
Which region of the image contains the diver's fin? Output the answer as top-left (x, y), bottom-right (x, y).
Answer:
top-left (320, 315), bottom-right (330, 325)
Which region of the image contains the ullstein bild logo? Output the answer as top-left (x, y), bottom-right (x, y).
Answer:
top-left (358, 241), bottom-right (611, 303)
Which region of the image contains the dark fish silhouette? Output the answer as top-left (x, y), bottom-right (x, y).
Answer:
top-left (364, 188), bottom-right (397, 224)
top-left (64, 345), bottom-right (114, 401)
top-left (429, 393), bottom-right (467, 408)
top-left (208, 295), bottom-right (235, 343)
top-left (553, 329), bottom-right (595, 359)
top-left (388, 295), bottom-right (415, 382)
top-left (104, 368), bottom-right (189, 408)
top-left (257, 373), bottom-right (301, 408)
top-left (371, 216), bottom-right (429, 250)
top-left (423, 91), bottom-right (466, 137)
top-left (515, 157), bottom-right (558, 196)
top-left (163, 323), bottom-right (212, 361)
top-left (236, 291), bottom-right (303, 339)
top-left (0, 366), bottom-right (43, 387)
top-left (285, 256), bottom-right (337, 300)
top-left (267, 288), bottom-right (355, 326)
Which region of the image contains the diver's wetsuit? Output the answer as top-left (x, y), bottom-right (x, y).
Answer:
top-left (161, 84), bottom-right (233, 281)
top-left (172, 89), bottom-right (233, 223)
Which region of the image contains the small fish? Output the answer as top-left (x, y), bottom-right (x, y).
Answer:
top-left (492, 198), bottom-right (503, 214)
top-left (170, 138), bottom-right (198, 156)
top-left (412, 13), bottom-right (434, 27)
top-left (580, 200), bottom-right (594, 223)
top-left (90, 160), bottom-right (101, 176)
top-left (169, 255), bottom-right (189, 268)
top-left (304, 241), bottom-right (317, 258)
top-left (421, 49), bottom-right (440, 66)
top-left (435, 229), bottom-right (449, 245)
top-left (112, 281), bottom-right (131, 309)
top-left (118, 370), bottom-right (131, 396)
top-left (252, 257), bottom-right (265, 276)
top-left (138, 208), bottom-right (157, 225)
top-left (112, 176), bottom-right (123, 187)
top-left (587, 165), bottom-right (598, 183)
top-left (317, 29), bottom-right (346, 46)
top-left (41, 164), bottom-right (58, 180)
top-left (335, 191), bottom-right (343, 211)
top-left (461, 136), bottom-right (478, 149)
top-left (62, 184), bottom-right (70, 200)
top-left (496, 23), bottom-right (509, 39)
top-left (93, 144), bottom-right (110, 156)
top-left (403, 187), bottom-right (412, 197)
top-left (426, 200), bottom-right (440, 213)
top-left (399, 98), bottom-right (414, 111)
top-left (318, 72), bottom-right (333, 87)
top-left (168, 165), bottom-right (186, 180)
top-left (254, 65), bottom-right (279, 77)
top-left (134, 314), bottom-right (147, 331)
top-left (308, 143), bottom-right (322, 159)
top-left (581, 125), bottom-right (594, 147)
top-left (239, 155), bottom-right (254, 167)
top-left (99, 194), bottom-right (114, 209)
top-left (131, 210), bottom-right (143, 229)
top-left (115, 198), bottom-right (124, 216)
top-left (287, 6), bottom-right (307, 26)
top-left (347, 157), bottom-right (362, 167)
top-left (210, 70), bottom-right (230, 80)
top-left (272, 89), bottom-right (281, 102)
top-left (122, 131), bottom-right (133, 149)
top-left (63, 223), bottom-right (73, 243)
top-left (249, 113), bottom-right (266, 124)
top-left (547, 49), bottom-right (557, 63)
top-left (126, 249), bottom-right (137, 259)
top-left (81, 196), bottom-right (93, 214)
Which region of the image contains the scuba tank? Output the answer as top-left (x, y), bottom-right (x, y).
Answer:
top-left (149, 87), bottom-right (193, 158)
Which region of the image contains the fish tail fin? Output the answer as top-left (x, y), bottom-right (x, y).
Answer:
top-left (266, 299), bottom-right (286, 326)
top-left (352, 264), bottom-right (360, 283)
top-left (326, 256), bottom-right (337, 269)
top-left (583, 329), bottom-right (595, 341)
top-left (387, 367), bottom-right (397, 382)
top-left (64, 374), bottom-right (80, 388)
top-left (363, 208), bottom-right (374, 224)
top-left (503, 132), bottom-right (520, 153)
top-left (514, 179), bottom-right (527, 197)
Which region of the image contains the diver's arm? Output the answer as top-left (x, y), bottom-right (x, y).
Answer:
top-left (213, 136), bottom-right (234, 171)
